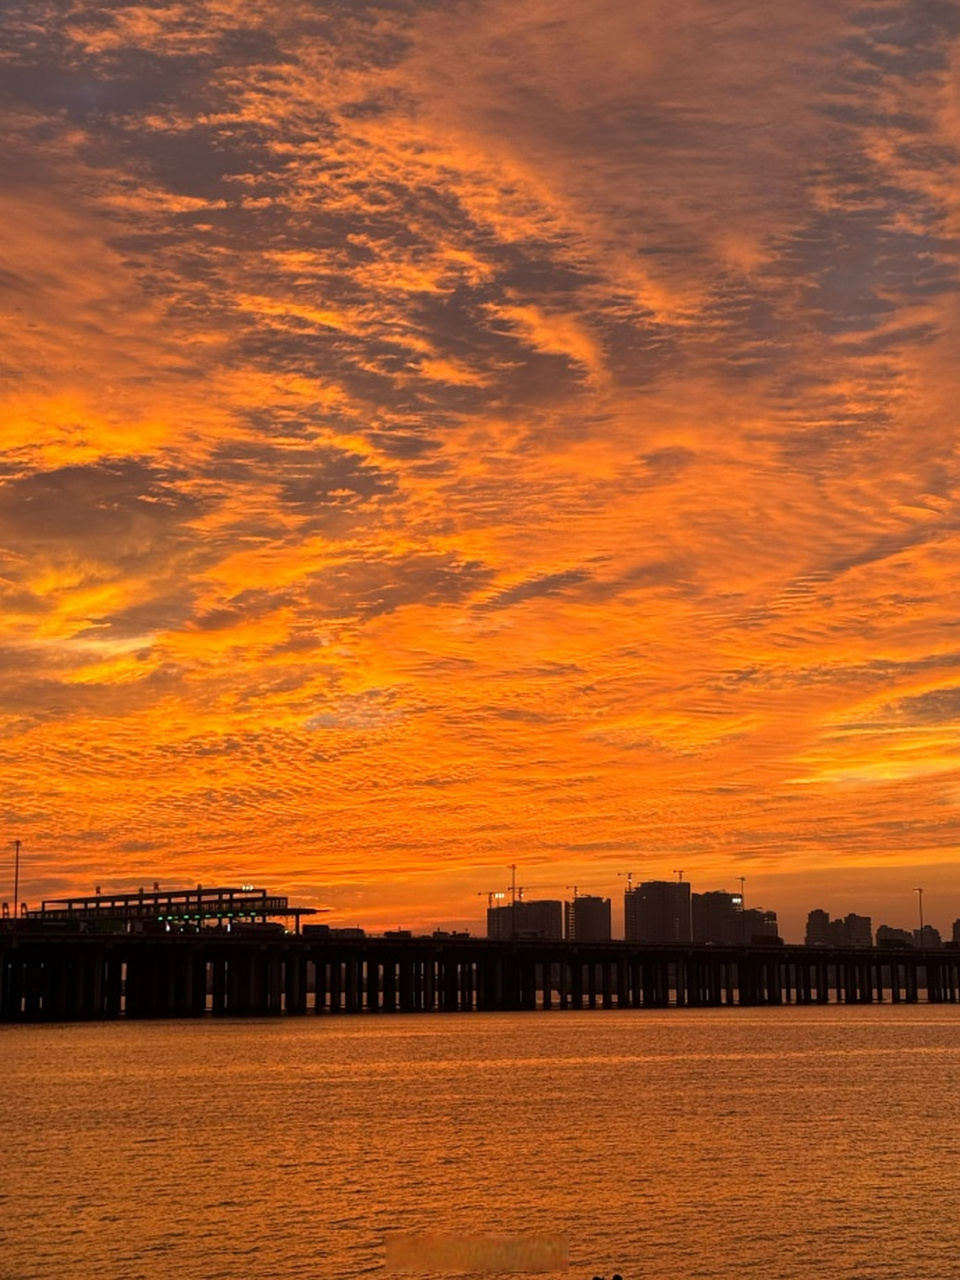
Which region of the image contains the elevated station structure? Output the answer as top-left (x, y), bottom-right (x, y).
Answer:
top-left (24, 885), bottom-right (318, 933)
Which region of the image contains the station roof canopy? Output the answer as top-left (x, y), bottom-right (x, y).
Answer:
top-left (28, 885), bottom-right (319, 923)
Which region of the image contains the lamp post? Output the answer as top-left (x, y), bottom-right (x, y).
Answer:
top-left (12, 838), bottom-right (21, 929)
top-left (915, 887), bottom-right (924, 944)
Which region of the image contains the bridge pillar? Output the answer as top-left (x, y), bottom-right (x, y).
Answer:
top-left (462, 959), bottom-right (476, 1011)
top-left (557, 956), bottom-right (569, 1009)
top-left (519, 957), bottom-right (537, 1011)
top-left (396, 958), bottom-right (413, 1012)
top-left (311, 956), bottom-right (326, 1013)
top-left (22, 950), bottom-right (43, 1018)
top-left (285, 952), bottom-right (307, 1015)
top-left (673, 957), bottom-right (685, 1007)
top-left (366, 958), bottom-right (380, 1012)
top-left (344, 955), bottom-right (360, 1013)
top-left (329, 958), bottom-right (343, 1013)
top-left (585, 960), bottom-right (597, 1009)
top-left (737, 956), bottom-right (754, 1007)
top-left (443, 956), bottom-right (459, 1011)
top-left (211, 952), bottom-right (227, 1014)
top-left (570, 957), bottom-right (583, 1010)
top-left (600, 959), bottom-right (613, 1009)
top-left (191, 952), bottom-right (208, 1016)
top-left (1, 948), bottom-right (23, 1020)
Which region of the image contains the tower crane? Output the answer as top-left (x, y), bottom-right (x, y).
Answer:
top-left (618, 871), bottom-right (637, 892)
top-left (507, 864), bottom-right (518, 906)
top-left (477, 890), bottom-right (507, 907)
top-left (515, 884), bottom-right (547, 903)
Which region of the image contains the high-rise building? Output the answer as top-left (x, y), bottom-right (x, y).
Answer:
top-left (693, 890), bottom-right (744, 945)
top-left (877, 925), bottom-right (914, 946)
top-left (487, 899), bottom-right (563, 940)
top-left (564, 895), bottom-right (611, 941)
top-left (805, 909), bottom-right (832, 946)
top-left (626, 881), bottom-right (691, 943)
top-left (914, 924), bottom-right (943, 948)
top-left (624, 887), bottom-right (641, 941)
top-left (805, 909), bottom-right (872, 947)
top-left (953, 919), bottom-right (960, 946)
top-left (842, 913), bottom-right (873, 947)
top-left (741, 908), bottom-right (779, 943)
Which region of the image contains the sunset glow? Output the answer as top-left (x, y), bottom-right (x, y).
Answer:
top-left (4, 0), bottom-right (960, 939)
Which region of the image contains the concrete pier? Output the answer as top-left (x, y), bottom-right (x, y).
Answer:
top-left (1, 932), bottom-right (958, 1022)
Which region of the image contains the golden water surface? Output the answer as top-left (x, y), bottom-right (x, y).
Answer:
top-left (2, 1006), bottom-right (959, 1280)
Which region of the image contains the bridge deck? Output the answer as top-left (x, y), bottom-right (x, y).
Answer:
top-left (2, 931), bottom-right (958, 1021)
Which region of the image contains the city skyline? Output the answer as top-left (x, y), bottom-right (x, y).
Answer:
top-left (8, 860), bottom-right (956, 947)
top-left (4, 2), bottom-right (960, 942)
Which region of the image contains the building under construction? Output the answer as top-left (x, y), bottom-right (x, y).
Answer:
top-left (487, 899), bottom-right (563, 940)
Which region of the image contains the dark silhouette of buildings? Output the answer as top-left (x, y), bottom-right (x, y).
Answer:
top-left (691, 891), bottom-right (779, 944)
top-left (564, 894), bottom-right (611, 941)
top-left (915, 924), bottom-right (942, 947)
top-left (741, 908), bottom-right (779, 943)
top-left (805, 910), bottom-right (872, 947)
top-left (877, 925), bottom-right (914, 946)
top-left (487, 899), bottom-right (563, 940)
top-left (626, 881), bottom-right (692, 943)
top-left (692, 890), bottom-right (743, 945)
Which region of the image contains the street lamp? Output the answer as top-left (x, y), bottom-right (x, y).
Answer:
top-left (12, 838), bottom-right (21, 929)
top-left (915, 887), bottom-right (924, 943)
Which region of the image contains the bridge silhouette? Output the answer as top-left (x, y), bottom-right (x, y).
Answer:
top-left (2, 931), bottom-right (958, 1020)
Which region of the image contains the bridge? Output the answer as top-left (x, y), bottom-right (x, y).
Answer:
top-left (1, 931), bottom-right (959, 1020)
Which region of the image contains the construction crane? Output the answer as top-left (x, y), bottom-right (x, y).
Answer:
top-left (477, 890), bottom-right (507, 907)
top-left (515, 885), bottom-right (547, 903)
top-left (565, 885), bottom-right (579, 898)
top-left (618, 871), bottom-right (637, 892)
top-left (673, 869), bottom-right (684, 883)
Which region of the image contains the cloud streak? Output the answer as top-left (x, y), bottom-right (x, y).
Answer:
top-left (2, 0), bottom-right (960, 938)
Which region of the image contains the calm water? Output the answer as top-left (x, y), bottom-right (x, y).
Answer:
top-left (2, 1006), bottom-right (959, 1280)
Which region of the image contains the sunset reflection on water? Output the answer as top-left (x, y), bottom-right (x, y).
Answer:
top-left (3, 1006), bottom-right (960, 1279)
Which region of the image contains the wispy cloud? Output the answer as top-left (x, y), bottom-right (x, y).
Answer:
top-left (3, 0), bottom-right (960, 936)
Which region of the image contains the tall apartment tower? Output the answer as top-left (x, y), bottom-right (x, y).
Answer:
top-left (564, 895), bottom-right (612, 941)
top-left (626, 881), bottom-right (692, 943)
top-left (806, 909), bottom-right (871, 947)
top-left (805, 909), bottom-right (832, 946)
top-left (692, 890), bottom-right (744, 945)
top-left (740, 908), bottom-right (779, 942)
top-left (842, 913), bottom-right (873, 947)
top-left (487, 900), bottom-right (563, 940)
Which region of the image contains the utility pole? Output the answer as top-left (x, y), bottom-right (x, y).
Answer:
top-left (13, 838), bottom-right (20, 929)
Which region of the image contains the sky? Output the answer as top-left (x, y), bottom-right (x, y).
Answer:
top-left (3, 0), bottom-right (960, 942)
